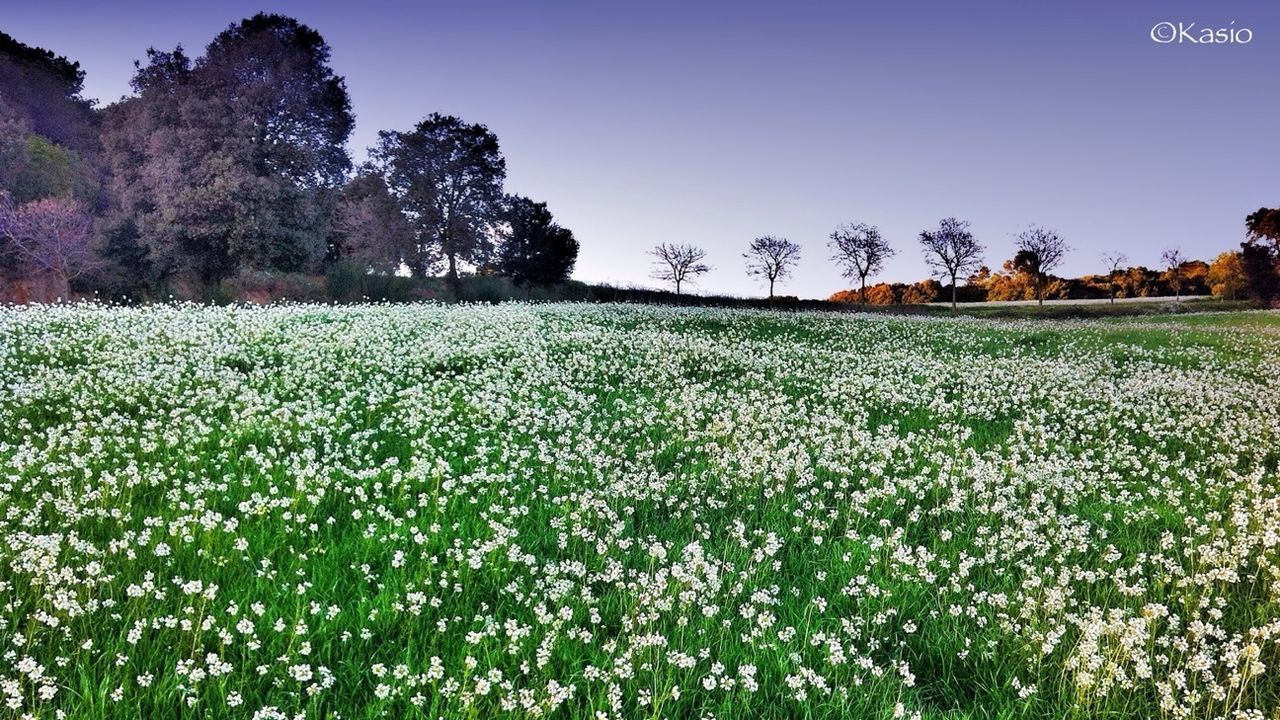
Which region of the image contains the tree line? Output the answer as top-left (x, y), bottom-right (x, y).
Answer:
top-left (651, 216), bottom-right (1274, 307)
top-left (0, 16), bottom-right (578, 302)
top-left (3, 16), bottom-right (1276, 307)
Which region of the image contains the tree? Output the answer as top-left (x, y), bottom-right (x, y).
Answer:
top-left (1012, 225), bottom-right (1069, 306)
top-left (902, 279), bottom-right (941, 304)
top-left (372, 113), bottom-right (506, 294)
top-left (743, 235), bottom-right (801, 299)
top-left (1243, 208), bottom-right (1280, 307)
top-left (1246, 208), bottom-right (1280, 249)
top-left (1161, 247), bottom-right (1187, 300)
top-left (919, 217), bottom-right (984, 309)
top-left (829, 222), bottom-right (894, 304)
top-left (496, 195), bottom-right (579, 289)
top-left (1101, 252), bottom-right (1128, 304)
top-left (0, 31), bottom-right (99, 153)
top-left (1206, 251), bottom-right (1246, 301)
top-left (0, 193), bottom-right (99, 298)
top-left (650, 243), bottom-right (710, 296)
top-left (101, 14), bottom-right (354, 282)
top-left (331, 172), bottom-right (413, 274)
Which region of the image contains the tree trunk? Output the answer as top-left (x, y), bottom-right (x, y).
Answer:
top-left (951, 275), bottom-right (958, 310)
top-left (768, 277), bottom-right (775, 300)
top-left (1037, 275), bottom-right (1044, 307)
top-left (860, 276), bottom-right (867, 306)
top-left (447, 252), bottom-right (460, 299)
top-left (675, 278), bottom-right (682, 297)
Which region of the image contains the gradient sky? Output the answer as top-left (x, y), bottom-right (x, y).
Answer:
top-left (7, 0), bottom-right (1278, 297)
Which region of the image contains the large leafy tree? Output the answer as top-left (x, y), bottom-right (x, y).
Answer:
top-left (101, 14), bottom-right (353, 282)
top-left (0, 33), bottom-right (103, 210)
top-left (496, 195), bottom-right (578, 289)
top-left (372, 113), bottom-right (506, 291)
top-left (0, 31), bottom-right (98, 153)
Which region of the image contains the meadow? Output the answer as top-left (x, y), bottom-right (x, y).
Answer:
top-left (1, 303), bottom-right (1278, 720)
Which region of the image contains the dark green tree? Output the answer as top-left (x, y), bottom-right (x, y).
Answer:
top-left (496, 195), bottom-right (578, 289)
top-left (372, 114), bottom-right (506, 292)
top-left (101, 14), bottom-right (353, 282)
top-left (0, 31), bottom-right (99, 152)
top-left (1243, 207), bottom-right (1280, 306)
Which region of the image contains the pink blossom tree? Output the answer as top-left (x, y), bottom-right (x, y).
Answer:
top-left (0, 194), bottom-right (99, 299)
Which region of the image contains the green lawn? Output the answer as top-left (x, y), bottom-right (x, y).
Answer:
top-left (1, 303), bottom-right (1277, 719)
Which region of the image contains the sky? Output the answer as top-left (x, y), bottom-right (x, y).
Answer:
top-left (6, 0), bottom-right (1279, 297)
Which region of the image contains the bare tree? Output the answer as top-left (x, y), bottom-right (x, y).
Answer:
top-left (743, 235), bottom-right (801, 299)
top-left (650, 242), bottom-right (711, 296)
top-left (829, 222), bottom-right (895, 304)
top-left (1161, 247), bottom-right (1187, 300)
top-left (0, 195), bottom-right (99, 297)
top-left (1012, 225), bottom-right (1070, 306)
top-left (919, 217), bottom-right (984, 309)
top-left (1101, 252), bottom-right (1128, 304)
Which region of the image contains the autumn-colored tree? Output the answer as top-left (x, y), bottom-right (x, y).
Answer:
top-left (1207, 251), bottom-right (1246, 300)
top-left (901, 279), bottom-right (941, 304)
top-left (859, 283), bottom-right (892, 305)
top-left (982, 259), bottom-right (1036, 301)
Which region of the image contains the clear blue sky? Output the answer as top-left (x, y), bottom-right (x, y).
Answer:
top-left (7, 0), bottom-right (1278, 297)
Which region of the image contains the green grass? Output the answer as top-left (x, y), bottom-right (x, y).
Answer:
top-left (0, 303), bottom-right (1277, 719)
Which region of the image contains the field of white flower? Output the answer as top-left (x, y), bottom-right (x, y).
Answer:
top-left (1, 303), bottom-right (1278, 720)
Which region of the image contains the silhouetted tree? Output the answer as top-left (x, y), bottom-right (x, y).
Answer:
top-left (101, 14), bottom-right (353, 282)
top-left (1161, 248), bottom-right (1187, 300)
top-left (1247, 208), bottom-right (1280, 247)
top-left (1013, 225), bottom-right (1069, 306)
top-left (1243, 208), bottom-right (1280, 306)
top-left (650, 243), bottom-right (710, 296)
top-left (919, 217), bottom-right (984, 309)
top-left (372, 113), bottom-right (505, 294)
top-left (1101, 252), bottom-right (1128, 303)
top-left (497, 195), bottom-right (578, 289)
top-left (744, 235), bottom-right (801, 299)
top-left (829, 222), bottom-right (894, 304)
